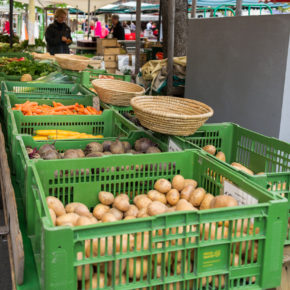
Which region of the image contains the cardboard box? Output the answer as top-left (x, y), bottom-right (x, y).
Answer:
top-left (103, 47), bottom-right (121, 55)
top-left (105, 61), bottom-right (117, 69)
top-left (104, 55), bottom-right (116, 62)
top-left (97, 38), bottom-right (118, 48)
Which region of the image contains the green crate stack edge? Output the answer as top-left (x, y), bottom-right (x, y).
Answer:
top-left (81, 71), bottom-right (135, 115)
top-left (27, 150), bottom-right (287, 290)
top-left (155, 123), bottom-right (290, 244)
top-left (14, 130), bottom-right (168, 222)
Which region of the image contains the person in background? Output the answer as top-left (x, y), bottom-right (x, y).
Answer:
top-left (94, 18), bottom-right (102, 37)
top-left (130, 21), bottom-right (136, 32)
top-left (82, 19), bottom-right (88, 32)
top-left (146, 21), bottom-right (152, 31)
top-left (101, 23), bottom-right (109, 38)
top-left (110, 15), bottom-right (125, 40)
top-left (45, 8), bottom-right (72, 55)
top-left (4, 19), bottom-right (10, 35)
top-left (89, 20), bottom-right (95, 35)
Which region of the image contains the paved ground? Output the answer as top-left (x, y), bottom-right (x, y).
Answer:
top-left (0, 188), bottom-right (12, 290)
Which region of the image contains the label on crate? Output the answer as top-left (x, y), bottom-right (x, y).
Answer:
top-left (223, 180), bottom-right (258, 205)
top-left (168, 138), bottom-right (182, 152)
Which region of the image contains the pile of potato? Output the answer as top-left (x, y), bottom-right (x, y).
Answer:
top-left (46, 174), bottom-right (258, 289)
top-left (202, 145), bottom-right (264, 175)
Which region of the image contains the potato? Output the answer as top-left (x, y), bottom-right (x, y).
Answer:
top-left (124, 205), bottom-right (139, 217)
top-left (180, 185), bottom-right (195, 201)
top-left (109, 208), bottom-right (123, 220)
top-left (232, 219), bottom-right (252, 233)
top-left (176, 199), bottom-right (197, 212)
top-left (76, 216), bottom-right (96, 226)
top-left (108, 259), bottom-right (126, 277)
top-left (65, 202), bottom-right (91, 217)
top-left (198, 276), bottom-right (212, 287)
top-left (216, 226), bottom-right (229, 239)
top-left (49, 208), bottom-right (56, 225)
top-left (56, 213), bottom-right (79, 226)
top-left (77, 252), bottom-right (90, 281)
top-left (147, 190), bottom-right (167, 204)
top-left (154, 179), bottom-right (172, 193)
top-left (152, 265), bottom-right (166, 278)
top-left (189, 187), bottom-right (206, 207)
top-left (46, 196), bottom-right (65, 217)
top-left (85, 273), bottom-right (105, 289)
top-left (247, 241), bottom-right (258, 262)
top-left (210, 195), bottom-right (238, 208)
top-left (200, 223), bottom-right (216, 240)
top-left (124, 216), bottom-right (136, 220)
top-left (184, 179), bottom-right (198, 189)
top-left (200, 193), bottom-right (214, 210)
top-left (231, 162), bottom-right (254, 175)
top-left (89, 216), bottom-right (98, 224)
top-left (148, 201), bottom-right (167, 216)
top-left (202, 145), bottom-right (216, 155)
top-left (113, 196), bottom-right (130, 212)
top-left (134, 195), bottom-right (152, 209)
top-left (85, 237), bottom-right (114, 257)
top-left (216, 151), bottom-right (226, 162)
top-left (172, 175), bottom-right (185, 191)
top-left (113, 274), bottom-right (126, 285)
top-left (102, 212), bottom-right (118, 223)
top-left (128, 258), bottom-right (148, 279)
top-left (166, 206), bottom-right (176, 213)
top-left (117, 193), bottom-right (130, 201)
top-left (137, 207), bottom-right (148, 218)
top-left (131, 232), bottom-right (150, 251)
top-left (93, 204), bottom-right (110, 220)
top-left (214, 275), bottom-right (225, 288)
top-left (152, 242), bottom-right (169, 265)
top-left (166, 189), bottom-right (180, 206)
top-left (174, 261), bottom-right (192, 275)
top-left (256, 172), bottom-right (265, 175)
top-left (231, 253), bottom-right (240, 266)
top-left (98, 191), bottom-right (114, 205)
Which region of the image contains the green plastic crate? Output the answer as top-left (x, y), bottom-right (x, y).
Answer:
top-left (100, 101), bottom-right (135, 116)
top-left (28, 150), bottom-right (286, 290)
top-left (80, 70), bottom-right (131, 89)
top-left (156, 123), bottom-right (290, 175)
top-left (14, 131), bottom-right (168, 221)
top-left (0, 52), bottom-right (33, 60)
top-left (62, 68), bottom-right (107, 83)
top-left (248, 172), bottom-right (290, 245)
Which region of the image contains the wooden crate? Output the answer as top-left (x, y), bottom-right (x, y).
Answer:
top-left (97, 38), bottom-right (118, 48)
top-left (105, 61), bottom-right (117, 69)
top-left (106, 68), bottom-right (116, 74)
top-left (103, 47), bottom-right (121, 55)
top-left (104, 55), bottom-right (116, 62)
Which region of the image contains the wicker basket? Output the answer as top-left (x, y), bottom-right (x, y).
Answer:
top-left (31, 52), bottom-right (55, 61)
top-left (55, 54), bottom-right (90, 71)
top-left (92, 79), bottom-right (145, 106)
top-left (130, 96), bottom-right (214, 136)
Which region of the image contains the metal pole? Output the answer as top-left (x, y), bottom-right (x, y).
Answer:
top-left (158, 0), bottom-right (162, 42)
top-left (9, 0), bottom-right (14, 48)
top-left (236, 0), bottom-right (243, 16)
top-left (167, 0), bottom-right (175, 95)
top-left (135, 0), bottom-right (141, 75)
top-left (87, 0), bottom-right (91, 38)
top-left (76, 6), bottom-right (79, 31)
top-left (191, 0), bottom-right (197, 18)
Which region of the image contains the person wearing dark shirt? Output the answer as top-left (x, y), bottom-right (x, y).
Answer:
top-left (110, 15), bottom-right (125, 40)
top-left (45, 9), bottom-right (72, 55)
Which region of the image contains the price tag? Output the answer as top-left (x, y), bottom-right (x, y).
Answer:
top-left (168, 138), bottom-right (182, 152)
top-left (223, 180), bottom-right (258, 206)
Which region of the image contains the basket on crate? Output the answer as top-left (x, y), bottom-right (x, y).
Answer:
top-left (31, 52), bottom-right (55, 61)
top-left (92, 79), bottom-right (145, 106)
top-left (131, 95), bottom-right (214, 136)
top-left (55, 54), bottom-right (90, 71)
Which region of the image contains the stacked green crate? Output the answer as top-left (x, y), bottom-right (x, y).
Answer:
top-left (27, 150), bottom-right (287, 290)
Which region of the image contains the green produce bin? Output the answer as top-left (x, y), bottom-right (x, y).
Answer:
top-left (248, 172), bottom-right (290, 245)
top-left (0, 52), bottom-right (33, 60)
top-left (14, 131), bottom-right (167, 222)
top-left (61, 68), bottom-right (107, 83)
top-left (155, 122), bottom-right (290, 175)
top-left (28, 150), bottom-right (286, 290)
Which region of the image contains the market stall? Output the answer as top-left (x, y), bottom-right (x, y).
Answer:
top-left (0, 1), bottom-right (290, 290)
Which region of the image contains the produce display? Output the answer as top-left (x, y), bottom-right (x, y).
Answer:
top-left (98, 75), bottom-right (115, 79)
top-left (0, 57), bottom-right (55, 77)
top-left (12, 101), bottom-right (102, 116)
top-left (32, 130), bottom-right (104, 141)
top-left (45, 174), bottom-right (258, 288)
top-left (26, 137), bottom-right (162, 159)
top-left (202, 145), bottom-right (264, 175)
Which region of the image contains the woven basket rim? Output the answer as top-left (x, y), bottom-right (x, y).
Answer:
top-left (92, 79), bottom-right (145, 94)
top-left (55, 54), bottom-right (90, 63)
top-left (131, 95), bottom-right (214, 120)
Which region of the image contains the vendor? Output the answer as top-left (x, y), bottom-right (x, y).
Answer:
top-left (45, 9), bottom-right (72, 55)
top-left (110, 15), bottom-right (125, 40)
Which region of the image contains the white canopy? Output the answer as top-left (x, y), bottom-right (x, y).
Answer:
top-left (14, 0), bottom-right (119, 12)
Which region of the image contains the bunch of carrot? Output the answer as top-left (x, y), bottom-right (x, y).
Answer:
top-left (12, 101), bottom-right (102, 116)
top-left (33, 130), bottom-right (104, 141)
